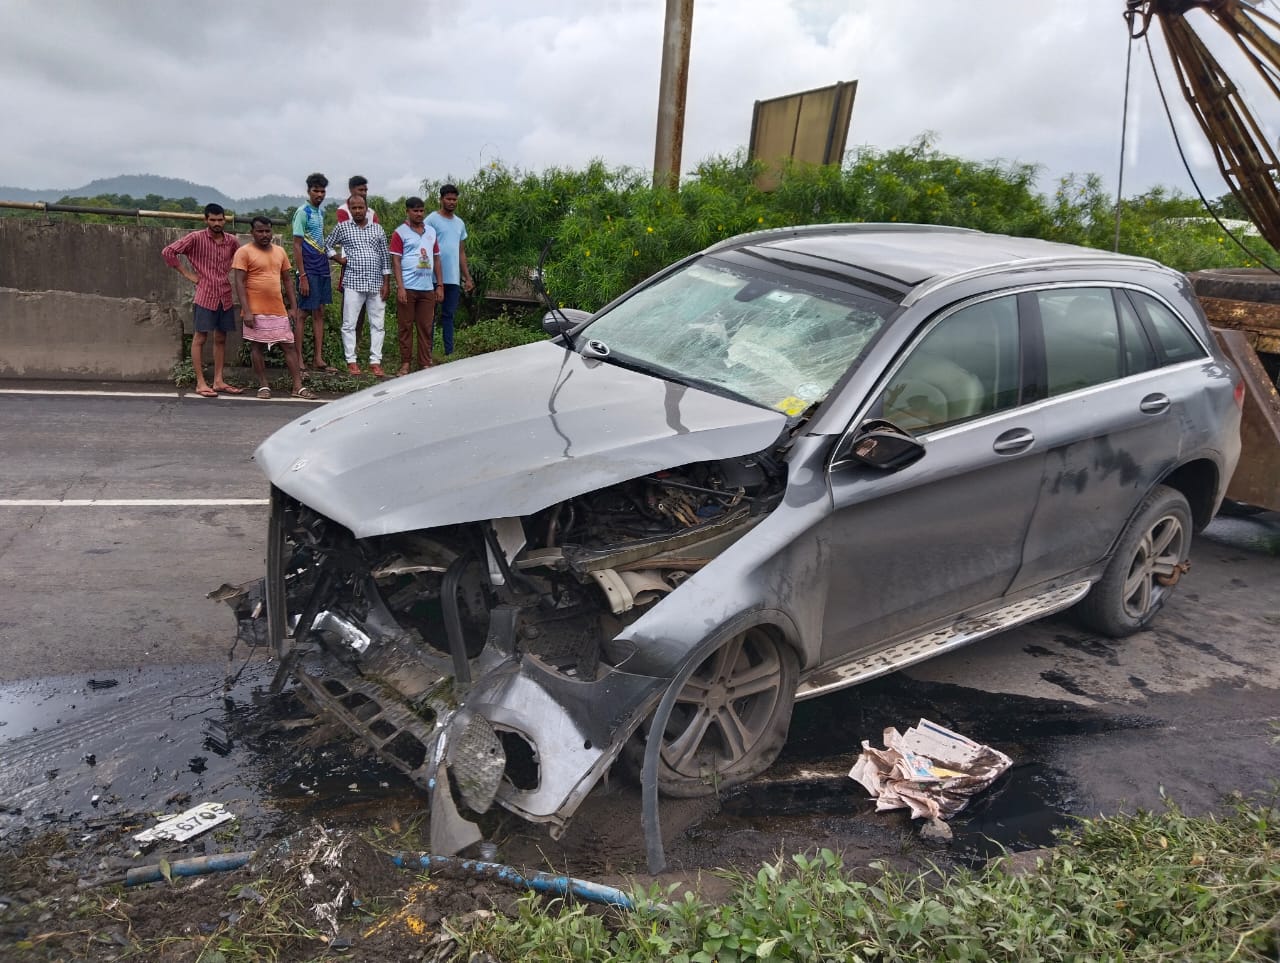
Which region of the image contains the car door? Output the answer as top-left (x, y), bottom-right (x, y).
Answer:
top-left (820, 292), bottom-right (1045, 661)
top-left (1009, 285), bottom-right (1188, 592)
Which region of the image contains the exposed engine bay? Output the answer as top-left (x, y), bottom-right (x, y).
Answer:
top-left (227, 453), bottom-right (785, 855)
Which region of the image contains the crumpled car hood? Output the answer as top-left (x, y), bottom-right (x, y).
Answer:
top-left (255, 340), bottom-right (788, 537)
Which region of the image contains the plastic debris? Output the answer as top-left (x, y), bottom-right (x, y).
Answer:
top-left (134, 801), bottom-right (235, 843)
top-left (849, 718), bottom-right (1012, 821)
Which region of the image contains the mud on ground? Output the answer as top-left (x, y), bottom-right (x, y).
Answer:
top-left (0, 668), bottom-right (959, 962)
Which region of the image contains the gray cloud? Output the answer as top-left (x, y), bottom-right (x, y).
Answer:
top-left (2, 0), bottom-right (1275, 205)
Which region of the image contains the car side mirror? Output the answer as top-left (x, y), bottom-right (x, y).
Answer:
top-left (541, 307), bottom-right (593, 337)
top-left (846, 420), bottom-right (926, 471)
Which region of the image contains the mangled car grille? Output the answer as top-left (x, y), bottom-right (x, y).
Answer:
top-left (248, 456), bottom-right (783, 854)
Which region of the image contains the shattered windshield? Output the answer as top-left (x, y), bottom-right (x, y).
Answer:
top-left (583, 255), bottom-right (896, 415)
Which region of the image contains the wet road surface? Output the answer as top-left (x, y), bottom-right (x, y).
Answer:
top-left (0, 388), bottom-right (1276, 877)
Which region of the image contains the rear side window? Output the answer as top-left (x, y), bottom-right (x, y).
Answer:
top-left (1037, 289), bottom-right (1122, 396)
top-left (1127, 291), bottom-right (1208, 364)
top-left (1117, 294), bottom-right (1159, 376)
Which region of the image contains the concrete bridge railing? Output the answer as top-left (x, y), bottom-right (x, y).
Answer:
top-left (0, 218), bottom-right (246, 382)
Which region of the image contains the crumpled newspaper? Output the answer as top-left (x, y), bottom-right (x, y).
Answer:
top-left (849, 718), bottom-right (1012, 821)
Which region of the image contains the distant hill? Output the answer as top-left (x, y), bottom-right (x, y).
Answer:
top-left (0, 174), bottom-right (298, 213)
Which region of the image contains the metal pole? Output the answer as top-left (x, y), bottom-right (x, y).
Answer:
top-left (0, 198), bottom-right (283, 226)
top-left (653, 0), bottom-right (694, 190)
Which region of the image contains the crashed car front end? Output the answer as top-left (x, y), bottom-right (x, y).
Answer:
top-left (256, 430), bottom-right (786, 854)
top-left (226, 245), bottom-right (897, 855)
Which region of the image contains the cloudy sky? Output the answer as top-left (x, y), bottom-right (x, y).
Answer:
top-left (3, 0), bottom-right (1277, 203)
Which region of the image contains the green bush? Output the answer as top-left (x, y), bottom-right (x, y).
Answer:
top-left (445, 138), bottom-right (1277, 320)
top-left (456, 795), bottom-right (1280, 962)
top-left (450, 312), bottom-right (547, 359)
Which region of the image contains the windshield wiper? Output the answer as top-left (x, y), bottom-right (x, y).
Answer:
top-left (598, 351), bottom-right (761, 408)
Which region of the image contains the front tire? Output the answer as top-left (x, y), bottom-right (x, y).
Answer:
top-left (1076, 485), bottom-right (1192, 638)
top-left (645, 627), bottom-right (798, 798)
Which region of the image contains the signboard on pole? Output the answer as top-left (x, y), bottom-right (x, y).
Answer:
top-left (748, 80), bottom-right (858, 190)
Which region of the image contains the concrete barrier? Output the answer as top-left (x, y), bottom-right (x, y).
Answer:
top-left (0, 218), bottom-right (251, 382)
top-left (0, 288), bottom-right (184, 381)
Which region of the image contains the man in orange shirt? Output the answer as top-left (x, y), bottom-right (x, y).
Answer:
top-left (231, 217), bottom-right (317, 400)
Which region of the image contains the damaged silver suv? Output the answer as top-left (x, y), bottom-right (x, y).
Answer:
top-left (236, 224), bottom-right (1241, 868)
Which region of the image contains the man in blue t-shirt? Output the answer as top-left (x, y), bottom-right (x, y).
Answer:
top-left (291, 172), bottom-right (335, 372)
top-left (425, 184), bottom-right (474, 356)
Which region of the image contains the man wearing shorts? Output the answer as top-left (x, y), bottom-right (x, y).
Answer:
top-left (232, 217), bottom-right (316, 400)
top-left (161, 203), bottom-right (242, 397)
top-left (292, 172), bottom-right (334, 373)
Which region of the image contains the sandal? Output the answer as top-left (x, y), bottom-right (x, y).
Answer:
top-left (322, 366), bottom-right (339, 375)
top-left (292, 387), bottom-right (318, 400)
top-left (257, 386), bottom-right (271, 400)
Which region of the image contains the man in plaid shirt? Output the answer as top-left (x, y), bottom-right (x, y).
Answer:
top-left (161, 203), bottom-right (242, 397)
top-left (324, 194), bottom-right (391, 377)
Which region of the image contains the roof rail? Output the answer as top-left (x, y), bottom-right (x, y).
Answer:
top-left (901, 253), bottom-right (1169, 307)
top-left (704, 221), bottom-right (977, 255)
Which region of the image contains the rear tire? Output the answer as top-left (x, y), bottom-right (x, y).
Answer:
top-left (1076, 485), bottom-right (1192, 638)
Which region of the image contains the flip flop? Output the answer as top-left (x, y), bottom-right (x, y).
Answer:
top-left (292, 387), bottom-right (318, 400)
top-left (214, 384), bottom-right (243, 395)
top-left (195, 386), bottom-right (218, 398)
top-left (322, 366), bottom-right (339, 375)
top-left (257, 387), bottom-right (271, 400)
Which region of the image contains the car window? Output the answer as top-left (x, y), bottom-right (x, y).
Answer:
top-left (1116, 293), bottom-right (1159, 376)
top-left (878, 295), bottom-right (1019, 432)
top-left (1039, 288), bottom-right (1122, 396)
top-left (1127, 290), bottom-right (1208, 364)
top-left (583, 256), bottom-right (895, 414)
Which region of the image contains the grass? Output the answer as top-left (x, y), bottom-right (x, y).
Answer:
top-left (454, 794), bottom-right (1280, 963)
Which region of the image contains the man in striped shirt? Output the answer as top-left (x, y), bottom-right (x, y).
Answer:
top-left (161, 203), bottom-right (242, 397)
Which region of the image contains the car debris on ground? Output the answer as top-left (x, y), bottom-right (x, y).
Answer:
top-left (132, 800), bottom-right (235, 844)
top-left (848, 718), bottom-right (1013, 834)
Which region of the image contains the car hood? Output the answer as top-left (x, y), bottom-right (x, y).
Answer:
top-left (256, 340), bottom-right (789, 537)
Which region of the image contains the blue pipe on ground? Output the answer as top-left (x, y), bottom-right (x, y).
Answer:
top-left (392, 853), bottom-right (636, 909)
top-left (122, 848), bottom-right (636, 912)
top-left (125, 851), bottom-right (254, 886)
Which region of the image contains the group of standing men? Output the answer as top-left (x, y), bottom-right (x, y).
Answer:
top-left (291, 174), bottom-right (474, 377)
top-left (161, 173), bottom-right (474, 397)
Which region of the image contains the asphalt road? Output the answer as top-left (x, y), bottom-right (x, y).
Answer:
top-left (0, 386), bottom-right (312, 680)
top-left (1, 384), bottom-right (1277, 839)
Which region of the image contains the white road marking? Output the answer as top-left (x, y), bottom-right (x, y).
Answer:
top-left (0, 498), bottom-right (269, 507)
top-left (0, 388), bottom-right (323, 403)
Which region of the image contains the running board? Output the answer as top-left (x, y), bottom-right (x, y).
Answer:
top-left (796, 580), bottom-right (1092, 700)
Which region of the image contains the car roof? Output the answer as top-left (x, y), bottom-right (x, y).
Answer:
top-left (708, 223), bottom-right (1162, 303)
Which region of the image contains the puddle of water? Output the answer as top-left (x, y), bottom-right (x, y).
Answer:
top-left (697, 673), bottom-right (1154, 863)
top-left (0, 661), bottom-right (416, 848)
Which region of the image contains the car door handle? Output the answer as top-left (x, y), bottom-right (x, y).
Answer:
top-left (992, 428), bottom-right (1035, 454)
top-left (1139, 393), bottom-right (1171, 415)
